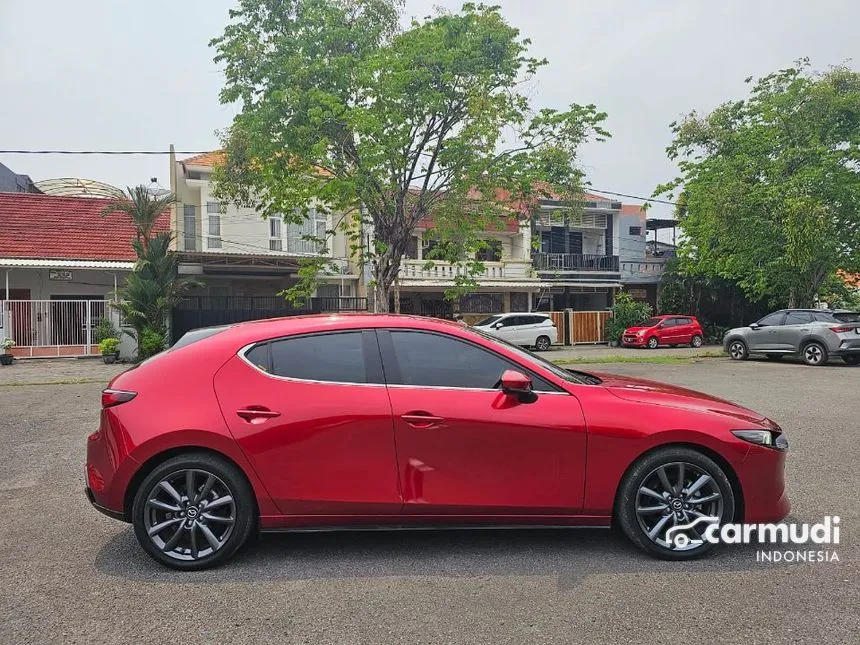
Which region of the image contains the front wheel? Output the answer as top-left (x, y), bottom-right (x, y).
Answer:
top-left (691, 335), bottom-right (703, 348)
top-left (534, 335), bottom-right (551, 352)
top-left (616, 447), bottom-right (735, 560)
top-left (132, 452), bottom-right (256, 570)
top-left (646, 336), bottom-right (659, 349)
top-left (728, 340), bottom-right (748, 360)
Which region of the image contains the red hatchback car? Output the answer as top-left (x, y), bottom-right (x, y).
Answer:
top-left (623, 315), bottom-right (705, 349)
top-left (86, 314), bottom-right (789, 570)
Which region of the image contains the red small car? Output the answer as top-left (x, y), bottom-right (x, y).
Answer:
top-left (623, 315), bottom-right (704, 349)
top-left (86, 314), bottom-right (787, 570)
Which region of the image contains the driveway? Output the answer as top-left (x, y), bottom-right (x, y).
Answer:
top-left (0, 358), bottom-right (856, 644)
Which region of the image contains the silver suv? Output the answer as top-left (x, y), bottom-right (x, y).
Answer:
top-left (724, 309), bottom-right (860, 366)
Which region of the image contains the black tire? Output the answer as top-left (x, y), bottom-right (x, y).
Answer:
top-left (647, 336), bottom-right (659, 349)
top-left (843, 355), bottom-right (860, 366)
top-left (727, 339), bottom-right (748, 360)
top-left (691, 335), bottom-right (703, 348)
top-left (616, 446), bottom-right (735, 560)
top-left (766, 354), bottom-right (784, 361)
top-left (800, 341), bottom-right (828, 366)
top-left (534, 335), bottom-right (551, 352)
top-left (132, 452), bottom-right (255, 571)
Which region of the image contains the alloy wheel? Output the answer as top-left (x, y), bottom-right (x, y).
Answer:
top-left (691, 335), bottom-right (703, 348)
top-left (535, 336), bottom-right (551, 351)
top-left (803, 344), bottom-right (824, 365)
top-left (143, 468), bottom-right (236, 562)
top-left (647, 337), bottom-right (658, 349)
top-left (634, 461), bottom-right (723, 551)
top-left (729, 341), bottom-right (747, 360)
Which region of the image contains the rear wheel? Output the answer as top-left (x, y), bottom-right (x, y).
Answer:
top-left (534, 335), bottom-right (551, 352)
top-left (616, 447), bottom-right (735, 560)
top-left (843, 356), bottom-right (860, 366)
top-left (801, 341), bottom-right (828, 366)
top-left (691, 335), bottom-right (703, 348)
top-left (132, 452), bottom-right (255, 571)
top-left (647, 336), bottom-right (659, 349)
top-left (728, 340), bottom-right (748, 360)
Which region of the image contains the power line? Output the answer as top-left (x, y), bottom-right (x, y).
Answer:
top-left (587, 188), bottom-right (678, 207)
top-left (0, 150), bottom-right (211, 155)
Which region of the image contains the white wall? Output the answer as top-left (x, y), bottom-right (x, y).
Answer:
top-left (2, 268), bottom-right (126, 300)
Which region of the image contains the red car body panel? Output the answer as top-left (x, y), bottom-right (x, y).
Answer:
top-left (85, 314), bottom-right (788, 532)
top-left (622, 315), bottom-right (704, 347)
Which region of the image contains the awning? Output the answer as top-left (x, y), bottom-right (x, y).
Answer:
top-left (398, 280), bottom-right (551, 289)
top-left (0, 258), bottom-right (135, 270)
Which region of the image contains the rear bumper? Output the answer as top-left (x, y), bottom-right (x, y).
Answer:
top-left (85, 486), bottom-right (128, 522)
top-left (832, 339), bottom-right (860, 356)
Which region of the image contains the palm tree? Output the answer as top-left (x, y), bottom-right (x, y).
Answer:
top-left (101, 185), bottom-right (176, 250)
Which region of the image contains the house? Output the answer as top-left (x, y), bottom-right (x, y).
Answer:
top-left (0, 162), bottom-right (41, 194)
top-left (0, 192), bottom-right (168, 357)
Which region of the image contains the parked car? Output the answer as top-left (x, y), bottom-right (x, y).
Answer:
top-left (724, 309), bottom-right (860, 366)
top-left (472, 313), bottom-right (557, 351)
top-left (87, 314), bottom-right (789, 570)
top-left (622, 315), bottom-right (704, 349)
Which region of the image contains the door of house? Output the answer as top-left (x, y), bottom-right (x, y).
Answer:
top-left (6, 289), bottom-right (32, 346)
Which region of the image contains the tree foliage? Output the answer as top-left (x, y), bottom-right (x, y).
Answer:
top-left (656, 60), bottom-right (860, 308)
top-left (211, 0), bottom-right (608, 309)
top-left (604, 292), bottom-right (652, 344)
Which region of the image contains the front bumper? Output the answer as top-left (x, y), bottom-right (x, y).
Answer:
top-left (621, 335), bottom-right (647, 347)
top-left (738, 444), bottom-right (791, 523)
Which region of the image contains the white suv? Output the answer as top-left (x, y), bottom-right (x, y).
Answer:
top-left (472, 313), bottom-right (558, 351)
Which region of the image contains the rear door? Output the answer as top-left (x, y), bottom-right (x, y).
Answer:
top-left (213, 330), bottom-right (401, 515)
top-left (778, 311), bottom-right (814, 351)
top-left (674, 317), bottom-right (694, 344)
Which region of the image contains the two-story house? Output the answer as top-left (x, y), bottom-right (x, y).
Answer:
top-left (170, 149), bottom-right (360, 300)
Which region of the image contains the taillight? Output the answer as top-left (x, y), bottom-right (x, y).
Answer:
top-left (829, 326), bottom-right (854, 333)
top-left (101, 389), bottom-right (137, 408)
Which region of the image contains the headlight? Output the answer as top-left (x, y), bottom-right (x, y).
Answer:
top-left (732, 429), bottom-right (788, 451)
top-left (637, 330), bottom-right (646, 336)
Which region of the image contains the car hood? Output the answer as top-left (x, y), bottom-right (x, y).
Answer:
top-left (593, 372), bottom-right (769, 425)
top-left (623, 326), bottom-right (655, 334)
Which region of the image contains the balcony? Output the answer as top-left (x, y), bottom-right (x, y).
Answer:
top-left (532, 253), bottom-right (619, 272)
top-left (399, 259), bottom-right (534, 282)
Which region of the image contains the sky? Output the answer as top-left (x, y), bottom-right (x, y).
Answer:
top-left (1, 0), bottom-right (857, 220)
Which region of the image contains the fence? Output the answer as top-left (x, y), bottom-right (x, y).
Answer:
top-left (546, 310), bottom-right (611, 344)
top-left (170, 296), bottom-right (368, 342)
top-left (1, 299), bottom-right (114, 357)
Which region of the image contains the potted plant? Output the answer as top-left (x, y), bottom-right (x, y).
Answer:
top-left (99, 337), bottom-right (121, 364)
top-left (1, 338), bottom-right (14, 365)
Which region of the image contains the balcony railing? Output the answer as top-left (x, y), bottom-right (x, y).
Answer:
top-left (621, 259), bottom-right (667, 277)
top-left (399, 259), bottom-right (533, 281)
top-left (532, 253), bottom-right (620, 272)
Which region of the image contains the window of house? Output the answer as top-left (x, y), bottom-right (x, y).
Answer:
top-left (206, 202), bottom-right (222, 249)
top-left (269, 332), bottom-right (368, 383)
top-left (285, 208), bottom-right (327, 254)
top-left (387, 330), bottom-right (554, 391)
top-left (629, 226), bottom-right (642, 236)
top-left (475, 239), bottom-right (502, 262)
top-left (269, 217), bottom-right (283, 251)
top-left (183, 204), bottom-right (196, 251)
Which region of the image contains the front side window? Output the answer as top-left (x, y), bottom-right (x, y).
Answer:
top-left (387, 330), bottom-right (556, 391)
top-left (643, 317), bottom-right (663, 327)
top-left (267, 332), bottom-right (368, 383)
top-left (757, 312), bottom-right (785, 327)
top-left (475, 315), bottom-right (502, 327)
top-left (660, 318), bottom-right (676, 328)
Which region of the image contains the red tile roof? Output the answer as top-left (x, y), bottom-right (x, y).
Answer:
top-left (180, 151), bottom-right (225, 168)
top-left (0, 193), bottom-right (170, 262)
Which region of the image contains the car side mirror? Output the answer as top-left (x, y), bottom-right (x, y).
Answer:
top-left (749, 323), bottom-right (760, 330)
top-left (492, 322), bottom-right (502, 329)
top-left (500, 369), bottom-right (537, 403)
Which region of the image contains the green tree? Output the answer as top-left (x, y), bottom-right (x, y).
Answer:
top-left (655, 60), bottom-right (860, 308)
top-left (102, 187), bottom-right (192, 358)
top-left (211, 0), bottom-right (608, 310)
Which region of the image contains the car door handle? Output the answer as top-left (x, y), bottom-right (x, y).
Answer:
top-left (236, 407), bottom-right (281, 423)
top-left (401, 412), bottom-right (445, 428)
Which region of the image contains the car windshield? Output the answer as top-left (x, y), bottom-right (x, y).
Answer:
top-left (469, 326), bottom-right (602, 385)
top-left (833, 312), bottom-right (860, 323)
top-left (474, 315), bottom-right (502, 326)
top-left (642, 318), bottom-right (663, 327)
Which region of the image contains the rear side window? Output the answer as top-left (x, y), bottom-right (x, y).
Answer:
top-left (785, 311), bottom-right (814, 325)
top-left (676, 317), bottom-right (692, 325)
top-left (245, 344), bottom-right (270, 371)
top-left (268, 332), bottom-right (368, 383)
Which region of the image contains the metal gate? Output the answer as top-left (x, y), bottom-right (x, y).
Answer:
top-left (1, 299), bottom-right (112, 357)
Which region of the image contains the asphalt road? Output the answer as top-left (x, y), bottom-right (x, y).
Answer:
top-left (0, 358), bottom-right (857, 644)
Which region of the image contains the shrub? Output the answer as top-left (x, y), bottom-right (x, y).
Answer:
top-left (605, 292), bottom-right (652, 344)
top-left (98, 337), bottom-right (121, 356)
top-left (93, 317), bottom-right (119, 343)
top-left (703, 322), bottom-right (730, 346)
top-left (1, 337), bottom-right (14, 352)
top-left (138, 327), bottom-right (166, 360)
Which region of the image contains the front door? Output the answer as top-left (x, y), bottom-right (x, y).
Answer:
top-left (5, 289), bottom-right (32, 346)
top-left (747, 311), bottom-right (786, 351)
top-left (213, 329), bottom-right (401, 515)
top-left (378, 329), bottom-right (587, 514)
top-left (778, 311), bottom-right (815, 351)
top-left (656, 318), bottom-right (677, 344)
